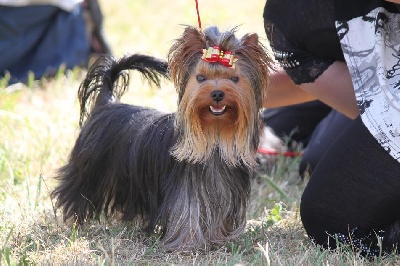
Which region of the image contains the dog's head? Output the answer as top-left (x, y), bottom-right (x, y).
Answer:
top-left (168, 26), bottom-right (272, 167)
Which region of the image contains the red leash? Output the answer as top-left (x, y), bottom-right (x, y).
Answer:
top-left (195, 0), bottom-right (202, 29)
top-left (257, 148), bottom-right (302, 157)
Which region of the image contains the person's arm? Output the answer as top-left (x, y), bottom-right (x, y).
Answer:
top-left (385, 0), bottom-right (400, 3)
top-left (264, 61), bottom-right (359, 119)
top-left (299, 61), bottom-right (359, 119)
top-left (263, 67), bottom-right (317, 108)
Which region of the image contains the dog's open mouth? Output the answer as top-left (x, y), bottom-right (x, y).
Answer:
top-left (209, 105), bottom-right (227, 116)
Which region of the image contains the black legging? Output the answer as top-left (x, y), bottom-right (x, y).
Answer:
top-left (263, 102), bottom-right (353, 178)
top-left (300, 116), bottom-right (400, 256)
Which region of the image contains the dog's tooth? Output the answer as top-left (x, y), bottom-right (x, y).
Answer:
top-left (209, 105), bottom-right (227, 116)
top-left (210, 105), bottom-right (226, 112)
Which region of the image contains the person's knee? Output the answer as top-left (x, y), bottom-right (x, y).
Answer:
top-left (300, 185), bottom-right (334, 248)
top-left (300, 188), bottom-right (317, 237)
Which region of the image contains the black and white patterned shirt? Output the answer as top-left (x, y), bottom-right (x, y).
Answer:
top-left (337, 4), bottom-right (400, 160)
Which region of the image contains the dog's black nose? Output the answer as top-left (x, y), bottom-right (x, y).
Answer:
top-left (211, 90), bottom-right (225, 102)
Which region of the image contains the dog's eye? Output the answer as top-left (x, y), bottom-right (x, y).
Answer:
top-left (196, 75), bottom-right (206, 83)
top-left (230, 76), bottom-right (239, 83)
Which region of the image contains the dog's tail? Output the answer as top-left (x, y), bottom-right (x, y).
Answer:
top-left (78, 54), bottom-right (169, 126)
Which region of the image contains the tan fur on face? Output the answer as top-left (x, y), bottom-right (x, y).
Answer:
top-left (171, 62), bottom-right (258, 166)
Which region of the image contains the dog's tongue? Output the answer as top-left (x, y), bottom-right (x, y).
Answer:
top-left (209, 105), bottom-right (226, 116)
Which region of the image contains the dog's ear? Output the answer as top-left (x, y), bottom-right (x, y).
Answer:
top-left (181, 26), bottom-right (206, 45)
top-left (241, 33), bottom-right (259, 47)
top-left (168, 26), bottom-right (206, 97)
top-left (237, 32), bottom-right (272, 105)
top-left (169, 25), bottom-right (206, 61)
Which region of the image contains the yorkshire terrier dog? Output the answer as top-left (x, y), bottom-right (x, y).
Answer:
top-left (52, 25), bottom-right (271, 252)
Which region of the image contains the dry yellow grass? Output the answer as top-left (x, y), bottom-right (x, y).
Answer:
top-left (1, 0), bottom-right (400, 265)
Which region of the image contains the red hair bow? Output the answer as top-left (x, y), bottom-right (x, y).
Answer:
top-left (201, 46), bottom-right (238, 68)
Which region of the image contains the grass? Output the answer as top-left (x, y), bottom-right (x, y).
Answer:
top-left (1, 0), bottom-right (400, 265)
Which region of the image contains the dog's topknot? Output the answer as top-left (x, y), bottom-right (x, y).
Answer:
top-left (203, 26), bottom-right (240, 48)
